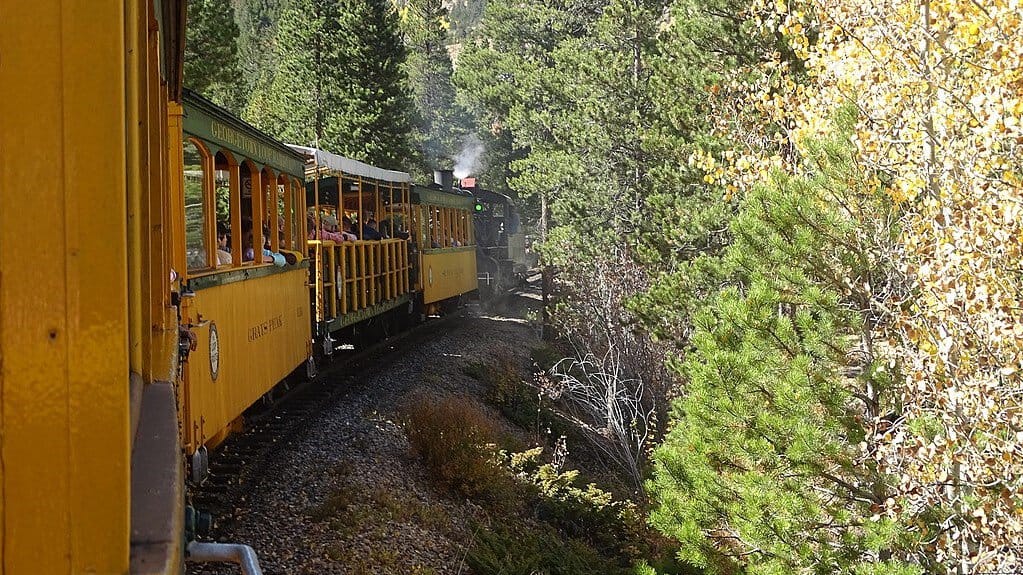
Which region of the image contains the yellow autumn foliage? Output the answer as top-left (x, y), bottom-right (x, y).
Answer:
top-left (802, 0), bottom-right (1023, 570)
top-left (689, 0), bottom-right (1023, 569)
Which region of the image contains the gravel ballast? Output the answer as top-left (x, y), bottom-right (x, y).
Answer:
top-left (189, 287), bottom-right (541, 575)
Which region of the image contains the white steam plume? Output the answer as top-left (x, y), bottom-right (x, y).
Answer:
top-left (453, 134), bottom-right (484, 179)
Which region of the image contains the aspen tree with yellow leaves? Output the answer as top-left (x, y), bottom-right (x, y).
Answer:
top-left (657, 0), bottom-right (1022, 571)
top-left (800, 0), bottom-right (1023, 571)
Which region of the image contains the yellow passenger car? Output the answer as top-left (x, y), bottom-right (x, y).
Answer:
top-left (412, 171), bottom-right (479, 314)
top-left (291, 146), bottom-right (414, 350)
top-left (171, 90), bottom-right (312, 475)
top-left (2, 1), bottom-right (188, 573)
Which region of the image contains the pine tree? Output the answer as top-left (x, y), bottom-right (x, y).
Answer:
top-left (402, 0), bottom-right (471, 176)
top-left (648, 113), bottom-right (917, 574)
top-left (321, 0), bottom-right (417, 168)
top-left (247, 0), bottom-right (417, 170)
top-left (452, 0), bottom-right (603, 192)
top-left (184, 0), bottom-right (244, 111)
top-left (245, 0), bottom-right (339, 146)
top-left (234, 0), bottom-right (281, 104)
top-left (447, 0), bottom-right (486, 41)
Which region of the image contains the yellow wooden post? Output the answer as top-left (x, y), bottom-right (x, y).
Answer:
top-left (386, 242), bottom-right (394, 300)
top-left (404, 239), bottom-right (409, 293)
top-left (327, 246), bottom-right (336, 320)
top-left (347, 244), bottom-right (355, 312)
top-left (370, 243), bottom-right (378, 305)
top-left (357, 244), bottom-right (366, 309)
top-left (341, 241), bottom-right (349, 313)
top-left (392, 242), bottom-right (399, 299)
top-left (357, 177), bottom-right (364, 240)
top-left (314, 243), bottom-right (325, 322)
top-left (1, 1), bottom-right (135, 572)
top-left (229, 157), bottom-right (243, 266)
top-left (393, 242), bottom-right (399, 297)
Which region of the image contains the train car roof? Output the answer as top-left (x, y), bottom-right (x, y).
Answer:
top-left (289, 145), bottom-right (412, 184)
top-left (472, 186), bottom-right (514, 204)
top-left (181, 88), bottom-right (306, 177)
top-left (412, 183), bottom-right (476, 209)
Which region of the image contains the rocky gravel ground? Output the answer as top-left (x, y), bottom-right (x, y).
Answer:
top-left (189, 284), bottom-right (542, 575)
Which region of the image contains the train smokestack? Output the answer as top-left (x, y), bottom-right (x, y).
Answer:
top-left (434, 169), bottom-right (453, 191)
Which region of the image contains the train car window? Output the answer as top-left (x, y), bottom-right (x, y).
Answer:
top-left (454, 209), bottom-right (461, 246)
top-left (214, 151), bottom-right (236, 267)
top-left (183, 140), bottom-right (210, 271)
top-left (239, 162), bottom-right (263, 263)
top-left (446, 208), bottom-right (454, 247)
top-left (429, 207), bottom-right (438, 248)
top-left (278, 176), bottom-right (290, 250)
top-left (452, 208), bottom-right (460, 246)
top-left (240, 163), bottom-right (253, 222)
top-left (436, 207), bottom-right (443, 247)
top-left (292, 177), bottom-right (304, 250)
top-left (453, 208), bottom-right (460, 246)
top-left (261, 167), bottom-right (278, 253)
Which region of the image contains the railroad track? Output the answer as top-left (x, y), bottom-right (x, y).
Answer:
top-left (188, 307), bottom-right (472, 538)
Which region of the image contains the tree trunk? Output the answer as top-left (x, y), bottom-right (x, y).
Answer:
top-left (540, 189), bottom-right (553, 341)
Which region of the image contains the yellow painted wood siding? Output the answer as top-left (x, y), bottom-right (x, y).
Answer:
top-left (181, 268), bottom-right (311, 453)
top-left (421, 249), bottom-right (478, 305)
top-left (0, 1), bottom-right (131, 572)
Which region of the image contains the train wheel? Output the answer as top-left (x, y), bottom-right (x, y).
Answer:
top-left (190, 445), bottom-right (209, 485)
top-left (323, 332), bottom-right (335, 357)
top-left (306, 355), bottom-right (318, 381)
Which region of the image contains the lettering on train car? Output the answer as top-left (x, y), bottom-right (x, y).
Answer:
top-left (248, 315), bottom-right (284, 342)
top-left (211, 120), bottom-right (292, 168)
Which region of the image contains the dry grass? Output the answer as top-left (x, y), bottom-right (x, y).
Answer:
top-left (401, 392), bottom-right (516, 501)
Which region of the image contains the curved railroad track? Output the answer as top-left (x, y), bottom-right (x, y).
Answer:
top-left (188, 308), bottom-right (470, 538)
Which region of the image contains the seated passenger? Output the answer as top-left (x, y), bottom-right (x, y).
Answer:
top-left (241, 218), bottom-right (284, 265)
top-left (261, 225), bottom-right (288, 266)
top-left (241, 217), bottom-right (257, 262)
top-left (361, 218), bottom-right (383, 241)
top-left (276, 216), bottom-right (287, 249)
top-left (216, 221), bottom-right (232, 266)
top-left (306, 215), bottom-right (318, 239)
top-left (340, 218), bottom-right (357, 241)
top-left (309, 214), bottom-right (349, 243)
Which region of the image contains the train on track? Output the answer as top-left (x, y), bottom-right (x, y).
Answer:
top-left (0, 2), bottom-right (525, 574)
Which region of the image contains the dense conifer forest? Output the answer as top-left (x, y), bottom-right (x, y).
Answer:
top-left (185, 0), bottom-right (1023, 572)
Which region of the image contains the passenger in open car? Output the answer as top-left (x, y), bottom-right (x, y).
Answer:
top-left (216, 221), bottom-right (232, 266)
top-left (308, 214), bottom-right (353, 242)
top-left (242, 217), bottom-right (286, 266)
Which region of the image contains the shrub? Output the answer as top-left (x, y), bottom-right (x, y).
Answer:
top-left (401, 392), bottom-right (515, 500)
top-left (307, 491), bottom-right (355, 523)
top-left (506, 448), bottom-right (698, 574)
top-left (466, 521), bottom-right (632, 575)
top-left (465, 355), bottom-right (548, 433)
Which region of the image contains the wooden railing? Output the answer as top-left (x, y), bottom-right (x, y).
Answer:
top-left (308, 238), bottom-right (411, 325)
